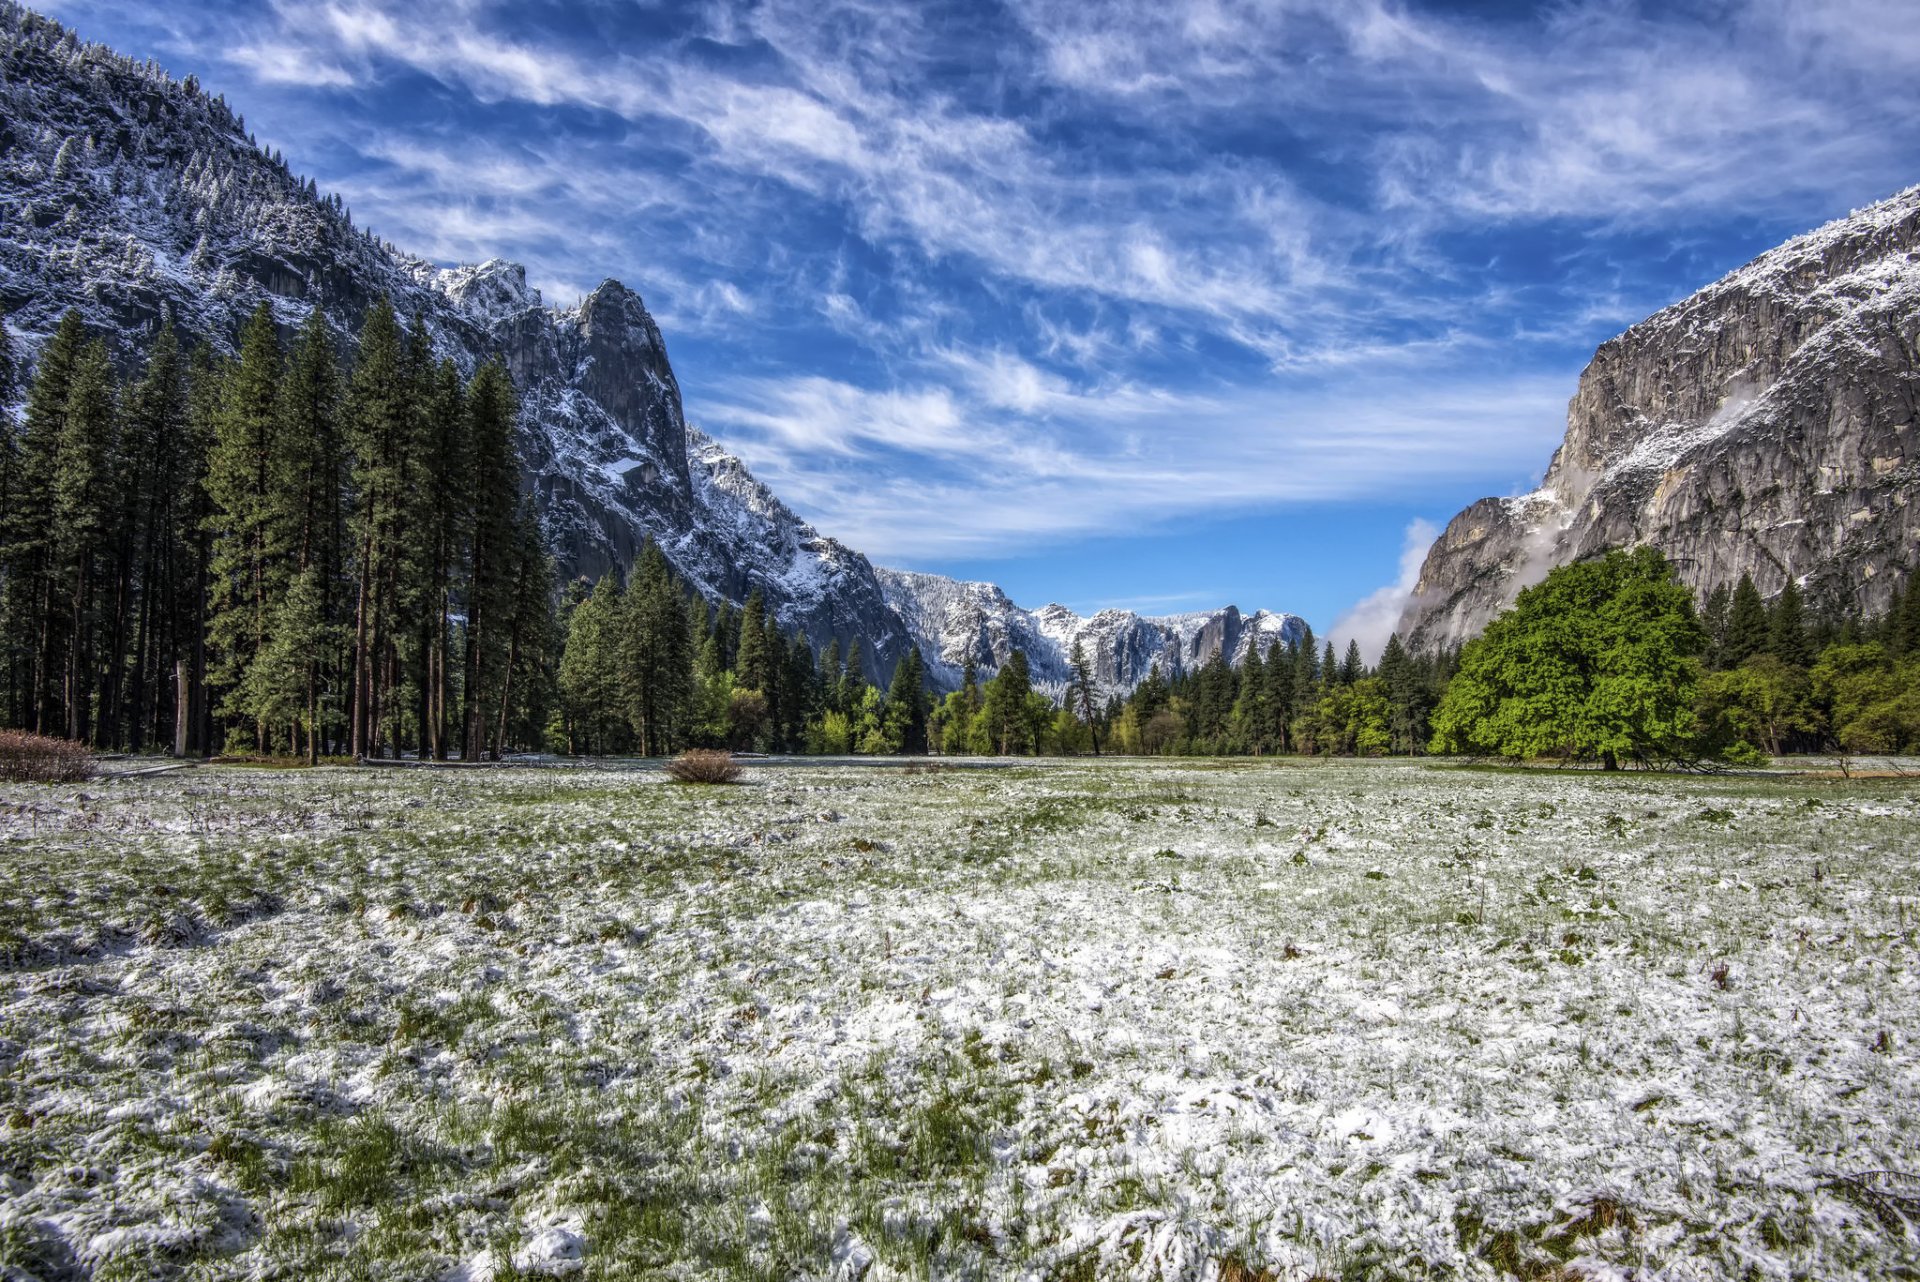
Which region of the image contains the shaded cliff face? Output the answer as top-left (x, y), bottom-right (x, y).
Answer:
top-left (876, 568), bottom-right (1306, 697)
top-left (1400, 186), bottom-right (1920, 651)
top-left (0, 7), bottom-right (914, 682)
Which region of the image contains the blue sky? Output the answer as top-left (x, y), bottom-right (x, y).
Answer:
top-left (47, 0), bottom-right (1920, 649)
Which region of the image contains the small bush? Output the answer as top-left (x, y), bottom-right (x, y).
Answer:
top-left (665, 749), bottom-right (742, 785)
top-left (0, 730), bottom-right (93, 783)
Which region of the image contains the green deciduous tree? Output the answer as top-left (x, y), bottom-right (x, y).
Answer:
top-left (1430, 547), bottom-right (1705, 767)
top-left (1695, 655), bottom-right (1818, 759)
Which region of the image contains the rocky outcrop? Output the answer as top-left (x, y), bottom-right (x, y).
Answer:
top-left (1399, 185), bottom-right (1920, 651)
top-left (876, 568), bottom-right (1305, 697)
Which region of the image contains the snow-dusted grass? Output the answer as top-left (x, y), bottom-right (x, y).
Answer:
top-left (1, 758), bottom-right (1917, 1280)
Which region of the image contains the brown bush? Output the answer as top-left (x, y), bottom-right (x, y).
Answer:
top-left (0, 731), bottom-right (94, 783)
top-left (665, 749), bottom-right (742, 784)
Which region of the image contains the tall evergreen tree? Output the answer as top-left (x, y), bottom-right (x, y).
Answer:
top-left (116, 327), bottom-right (192, 752)
top-left (345, 298), bottom-right (414, 757)
top-left (1, 310), bottom-right (87, 732)
top-left (276, 311), bottom-right (348, 757)
top-left (736, 590), bottom-right (773, 694)
top-left (1067, 638), bottom-right (1101, 755)
top-left (1895, 574), bottom-right (1920, 661)
top-left (0, 321), bottom-right (18, 590)
top-left (1340, 638), bottom-right (1363, 685)
top-left (494, 498), bottom-right (555, 756)
top-left (621, 540), bottom-right (692, 755)
top-left (983, 648), bottom-right (1034, 754)
top-left (460, 358), bottom-right (518, 759)
top-left (1724, 573), bottom-right (1769, 667)
top-left (1231, 644), bottom-right (1268, 754)
top-left (205, 302), bottom-right (285, 750)
top-left (884, 646), bottom-right (928, 754)
top-left (1768, 578), bottom-right (1814, 668)
top-left (1265, 640), bottom-right (1294, 751)
top-left (558, 574), bottom-right (625, 754)
top-left (49, 339), bottom-right (118, 742)
top-left (1700, 583), bottom-right (1732, 669)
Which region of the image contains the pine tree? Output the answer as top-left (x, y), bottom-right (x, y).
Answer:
top-left (840, 638), bottom-right (866, 712)
top-left (782, 631), bottom-right (817, 748)
top-left (493, 498), bottom-right (555, 756)
top-left (1896, 574), bottom-right (1920, 660)
top-left (1378, 632), bottom-right (1428, 754)
top-left (276, 311), bottom-right (347, 757)
top-left (460, 358), bottom-right (517, 759)
top-left (0, 321), bottom-right (20, 717)
top-left (1293, 623), bottom-right (1319, 707)
top-left (1724, 573), bottom-right (1769, 667)
top-left (983, 649), bottom-right (1034, 754)
top-left (1231, 644), bottom-right (1268, 754)
top-left (178, 344), bottom-right (221, 755)
top-left (1265, 640), bottom-right (1294, 752)
top-left (49, 339), bottom-right (118, 743)
top-left (622, 540), bottom-right (692, 755)
top-left (883, 646), bottom-right (928, 754)
top-left (558, 575), bottom-right (625, 754)
top-left (116, 327), bottom-right (191, 751)
top-left (1700, 583), bottom-right (1731, 670)
top-left (1768, 578), bottom-right (1813, 668)
top-left (819, 637), bottom-right (842, 704)
top-left (736, 590), bottom-right (772, 694)
top-left (1340, 639), bottom-right (1363, 685)
top-left (1, 310), bottom-right (87, 732)
top-left (1067, 638), bottom-right (1101, 755)
top-left (206, 302), bottom-right (285, 750)
top-left (345, 299), bottom-right (413, 757)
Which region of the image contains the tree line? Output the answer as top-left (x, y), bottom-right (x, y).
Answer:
top-left (0, 303), bottom-right (552, 759)
top-left (1431, 548), bottom-right (1920, 766)
top-left (3, 304), bottom-right (1911, 765)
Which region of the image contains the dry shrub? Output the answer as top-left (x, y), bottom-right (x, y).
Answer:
top-left (0, 730), bottom-right (93, 783)
top-left (1217, 1258), bottom-right (1278, 1282)
top-left (665, 749), bottom-right (742, 785)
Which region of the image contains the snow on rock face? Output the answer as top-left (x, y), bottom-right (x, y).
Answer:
top-left (0, 7), bottom-right (914, 684)
top-left (1400, 183), bottom-right (1920, 651)
top-left (434, 258), bottom-right (537, 328)
top-left (876, 568), bottom-right (1307, 696)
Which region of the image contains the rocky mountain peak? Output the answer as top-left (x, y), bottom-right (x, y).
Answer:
top-left (434, 258), bottom-right (537, 327)
top-left (875, 568), bottom-right (1306, 696)
top-left (1400, 184), bottom-right (1920, 651)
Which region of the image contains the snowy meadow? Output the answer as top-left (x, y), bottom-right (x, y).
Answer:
top-left (1, 759), bottom-right (1917, 1281)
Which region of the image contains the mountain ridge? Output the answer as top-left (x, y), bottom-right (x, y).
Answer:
top-left (1397, 183), bottom-right (1920, 650)
top-left (0, 3), bottom-right (1315, 696)
top-left (875, 567), bottom-right (1307, 697)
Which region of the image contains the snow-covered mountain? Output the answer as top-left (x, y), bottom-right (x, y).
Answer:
top-left (0, 6), bottom-right (1310, 693)
top-left (1399, 185), bottom-right (1920, 650)
top-left (877, 568), bottom-right (1306, 697)
top-left (0, 5), bottom-right (917, 682)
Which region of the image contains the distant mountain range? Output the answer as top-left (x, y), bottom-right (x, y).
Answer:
top-left (876, 569), bottom-right (1305, 696)
top-left (0, 3), bottom-right (1301, 694)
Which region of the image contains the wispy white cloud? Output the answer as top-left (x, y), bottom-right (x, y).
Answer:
top-left (82, 0), bottom-right (1920, 599)
top-left (695, 362), bottom-right (1566, 560)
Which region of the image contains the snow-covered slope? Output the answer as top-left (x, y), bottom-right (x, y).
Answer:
top-left (1400, 185), bottom-right (1920, 649)
top-left (0, 5), bottom-right (915, 681)
top-left (0, 5), bottom-right (1309, 691)
top-left (876, 568), bottom-right (1306, 697)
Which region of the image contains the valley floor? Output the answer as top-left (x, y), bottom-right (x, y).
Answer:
top-left (1, 758), bottom-right (1917, 1280)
